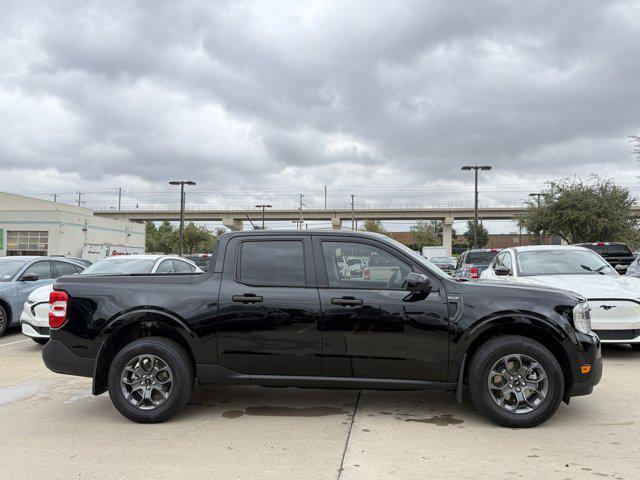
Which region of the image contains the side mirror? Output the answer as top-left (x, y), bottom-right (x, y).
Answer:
top-left (494, 265), bottom-right (511, 276)
top-left (20, 272), bottom-right (39, 282)
top-left (404, 272), bottom-right (431, 293)
top-left (615, 264), bottom-right (628, 272)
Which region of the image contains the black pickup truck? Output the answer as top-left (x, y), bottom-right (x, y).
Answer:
top-left (43, 231), bottom-right (601, 427)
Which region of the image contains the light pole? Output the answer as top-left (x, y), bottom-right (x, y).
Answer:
top-left (169, 180), bottom-right (196, 256)
top-left (255, 204), bottom-right (272, 230)
top-left (461, 165), bottom-right (492, 249)
top-left (529, 192), bottom-right (543, 245)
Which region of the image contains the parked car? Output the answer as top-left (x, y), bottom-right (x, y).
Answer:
top-left (481, 245), bottom-right (640, 350)
top-left (429, 256), bottom-right (457, 273)
top-left (626, 256), bottom-right (640, 279)
top-left (184, 254), bottom-right (212, 272)
top-left (454, 248), bottom-right (501, 279)
top-left (21, 255), bottom-right (201, 345)
top-left (43, 231), bottom-right (601, 428)
top-left (574, 242), bottom-right (635, 271)
top-left (0, 256), bottom-right (85, 337)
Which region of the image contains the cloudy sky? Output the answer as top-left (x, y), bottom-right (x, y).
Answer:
top-left (1, 0), bottom-right (639, 231)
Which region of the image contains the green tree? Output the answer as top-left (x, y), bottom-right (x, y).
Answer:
top-left (409, 220), bottom-right (439, 249)
top-left (516, 177), bottom-right (637, 243)
top-left (156, 221), bottom-right (178, 254)
top-left (464, 221), bottom-right (489, 248)
top-left (361, 220), bottom-right (387, 234)
top-left (183, 223), bottom-right (219, 254)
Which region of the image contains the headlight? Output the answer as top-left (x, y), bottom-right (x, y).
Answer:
top-left (573, 301), bottom-right (592, 334)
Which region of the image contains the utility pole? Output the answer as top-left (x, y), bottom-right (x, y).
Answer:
top-left (255, 204), bottom-right (272, 230)
top-left (76, 192), bottom-right (85, 207)
top-left (351, 194), bottom-right (355, 230)
top-left (324, 185), bottom-right (327, 209)
top-left (117, 187), bottom-right (123, 210)
top-left (461, 165), bottom-right (492, 248)
top-left (169, 180), bottom-right (196, 256)
top-left (298, 194), bottom-right (304, 230)
top-left (529, 192), bottom-right (543, 245)
top-left (50, 193), bottom-right (58, 202)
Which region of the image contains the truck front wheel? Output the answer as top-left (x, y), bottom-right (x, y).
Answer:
top-left (107, 337), bottom-right (194, 423)
top-left (468, 335), bottom-right (564, 428)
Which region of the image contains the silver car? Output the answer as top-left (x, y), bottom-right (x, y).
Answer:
top-left (0, 256), bottom-right (84, 336)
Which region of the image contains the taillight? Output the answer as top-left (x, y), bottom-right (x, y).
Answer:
top-left (469, 267), bottom-right (479, 279)
top-left (596, 242), bottom-right (605, 246)
top-left (362, 267), bottom-right (370, 280)
top-left (49, 290), bottom-right (68, 329)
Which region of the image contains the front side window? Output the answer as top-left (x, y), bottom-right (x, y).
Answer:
top-left (322, 241), bottom-right (412, 289)
top-left (173, 260), bottom-right (192, 273)
top-left (239, 241), bottom-right (306, 286)
top-left (503, 252), bottom-right (513, 271)
top-left (0, 259), bottom-right (30, 281)
top-left (24, 261), bottom-right (52, 280)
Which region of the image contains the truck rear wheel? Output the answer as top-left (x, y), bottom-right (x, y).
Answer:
top-left (107, 337), bottom-right (193, 423)
top-left (468, 335), bottom-right (564, 428)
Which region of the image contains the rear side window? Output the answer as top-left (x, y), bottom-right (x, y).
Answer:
top-left (239, 241), bottom-right (305, 286)
top-left (173, 260), bottom-right (192, 273)
top-left (156, 260), bottom-right (175, 273)
top-left (53, 261), bottom-right (81, 277)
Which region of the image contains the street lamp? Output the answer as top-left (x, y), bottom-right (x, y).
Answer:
top-left (169, 180), bottom-right (196, 256)
top-left (529, 193), bottom-right (543, 245)
top-left (461, 165), bottom-right (492, 249)
top-left (255, 204), bottom-right (272, 230)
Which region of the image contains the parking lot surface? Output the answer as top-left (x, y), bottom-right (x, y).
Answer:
top-left (1, 330), bottom-right (639, 480)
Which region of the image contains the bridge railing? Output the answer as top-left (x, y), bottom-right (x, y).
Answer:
top-left (93, 202), bottom-right (530, 212)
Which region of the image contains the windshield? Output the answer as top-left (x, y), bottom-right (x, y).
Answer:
top-left (466, 251), bottom-right (499, 264)
top-left (384, 237), bottom-right (450, 277)
top-left (0, 258), bottom-right (29, 281)
top-left (82, 258), bottom-right (156, 275)
top-left (517, 249), bottom-right (617, 276)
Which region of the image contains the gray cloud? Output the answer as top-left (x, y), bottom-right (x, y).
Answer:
top-left (0, 0), bottom-right (639, 213)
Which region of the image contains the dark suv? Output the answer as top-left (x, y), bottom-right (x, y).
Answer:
top-left (43, 231), bottom-right (601, 428)
top-left (574, 242), bottom-right (635, 271)
top-left (454, 248), bottom-right (501, 279)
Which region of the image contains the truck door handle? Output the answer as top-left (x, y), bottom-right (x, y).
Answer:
top-left (232, 294), bottom-right (263, 304)
top-left (331, 297), bottom-right (363, 307)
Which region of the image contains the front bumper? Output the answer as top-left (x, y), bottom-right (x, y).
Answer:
top-left (568, 332), bottom-right (603, 398)
top-left (21, 321), bottom-right (50, 339)
top-left (42, 340), bottom-right (95, 378)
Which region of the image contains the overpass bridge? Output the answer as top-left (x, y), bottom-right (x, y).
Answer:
top-left (94, 203), bottom-right (532, 255)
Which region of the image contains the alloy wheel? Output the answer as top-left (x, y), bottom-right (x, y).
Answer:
top-left (487, 353), bottom-right (548, 414)
top-left (120, 354), bottom-right (174, 410)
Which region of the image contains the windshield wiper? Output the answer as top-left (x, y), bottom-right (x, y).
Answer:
top-left (580, 264), bottom-right (606, 275)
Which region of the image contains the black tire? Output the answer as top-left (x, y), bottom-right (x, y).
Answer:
top-left (468, 335), bottom-right (564, 428)
top-left (0, 305), bottom-right (7, 337)
top-left (107, 337), bottom-right (193, 423)
top-left (32, 337), bottom-right (48, 345)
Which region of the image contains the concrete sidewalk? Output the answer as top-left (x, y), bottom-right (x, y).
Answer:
top-left (1, 330), bottom-right (639, 480)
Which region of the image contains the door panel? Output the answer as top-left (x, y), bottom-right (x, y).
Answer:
top-left (315, 238), bottom-right (449, 381)
top-left (216, 237), bottom-right (322, 376)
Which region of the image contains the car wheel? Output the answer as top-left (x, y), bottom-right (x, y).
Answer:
top-left (107, 337), bottom-right (193, 423)
top-left (32, 338), bottom-right (48, 345)
top-left (468, 335), bottom-right (564, 428)
top-left (0, 306), bottom-right (7, 337)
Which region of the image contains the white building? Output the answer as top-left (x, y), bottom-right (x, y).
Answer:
top-left (0, 192), bottom-right (145, 257)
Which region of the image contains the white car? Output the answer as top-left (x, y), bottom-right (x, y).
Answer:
top-left (481, 245), bottom-right (640, 349)
top-left (20, 255), bottom-right (201, 344)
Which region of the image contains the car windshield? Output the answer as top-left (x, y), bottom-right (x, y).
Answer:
top-left (517, 249), bottom-right (617, 276)
top-left (0, 258), bottom-right (29, 281)
top-left (384, 237), bottom-right (450, 277)
top-left (82, 258), bottom-right (156, 275)
top-left (466, 251), bottom-right (499, 264)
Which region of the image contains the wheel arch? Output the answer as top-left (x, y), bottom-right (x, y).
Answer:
top-left (92, 309), bottom-right (198, 395)
top-left (0, 296), bottom-right (13, 327)
top-left (456, 312), bottom-right (574, 401)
